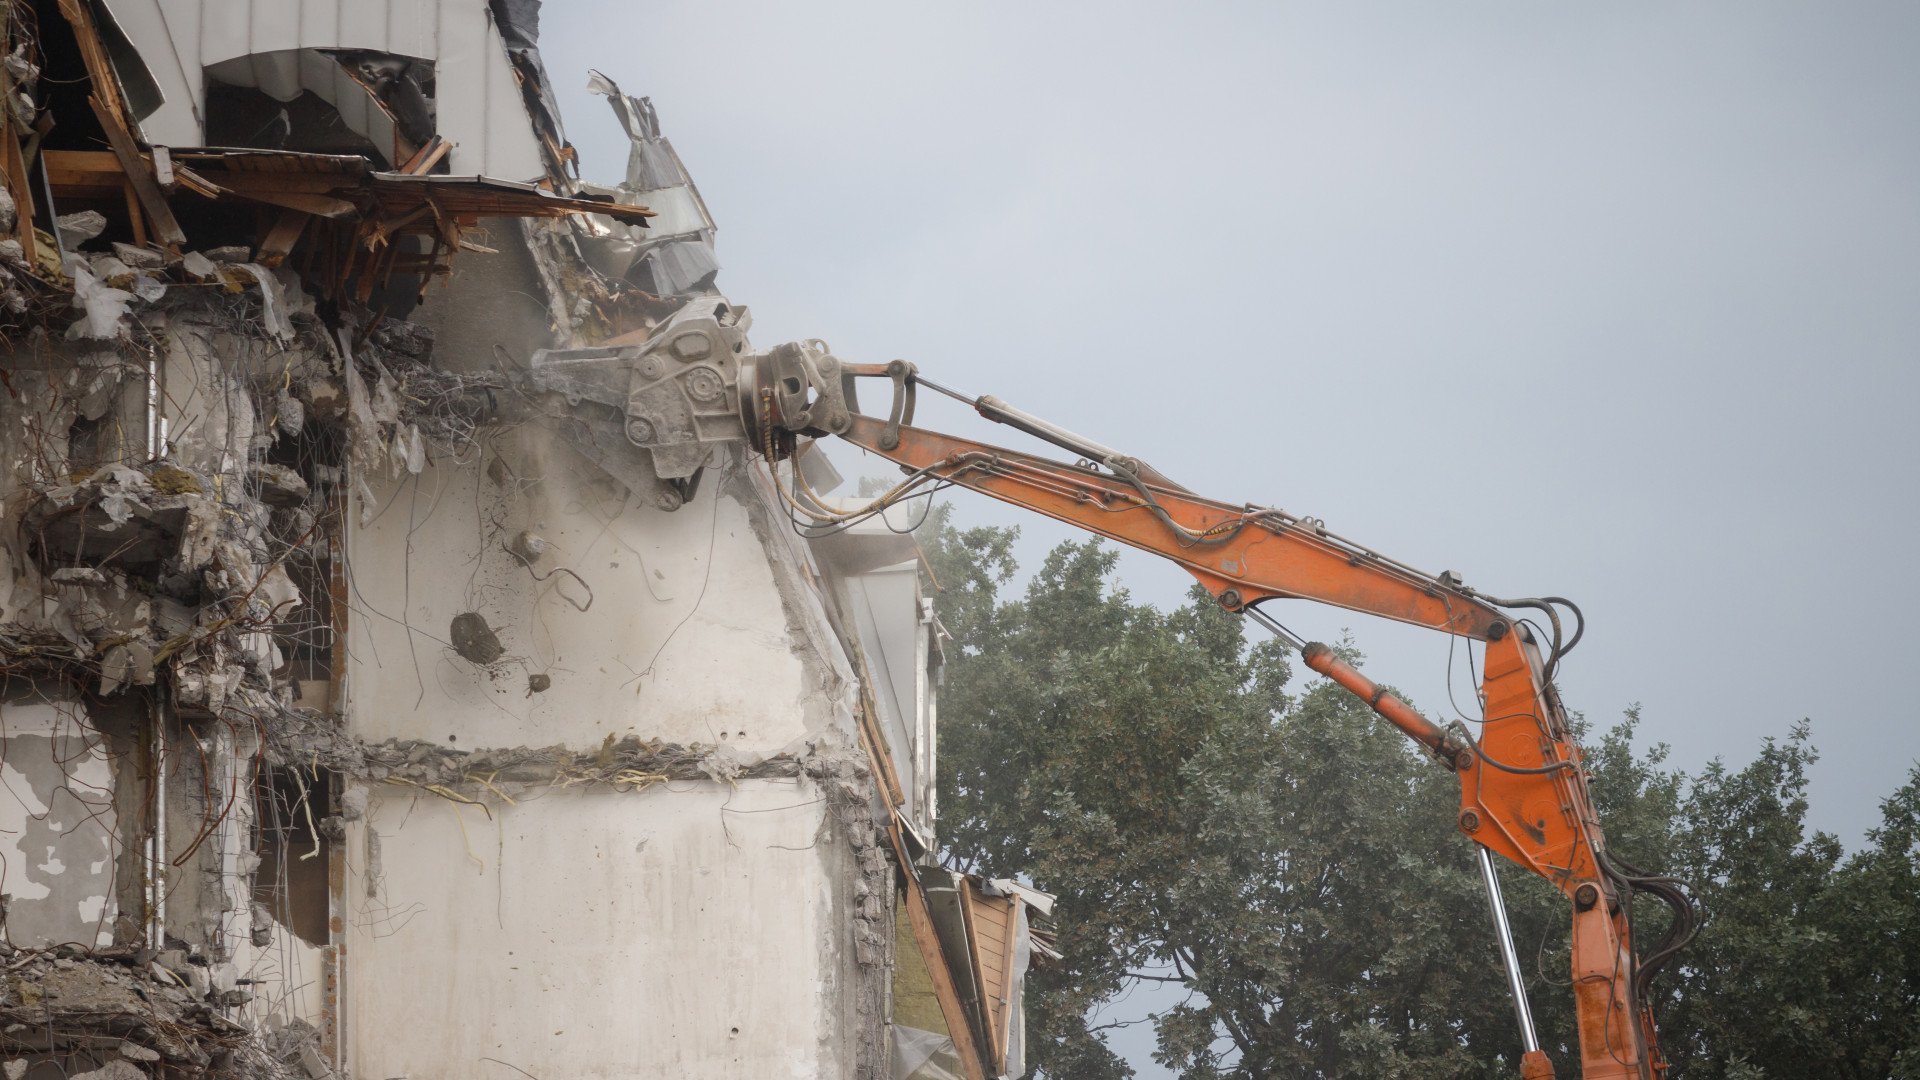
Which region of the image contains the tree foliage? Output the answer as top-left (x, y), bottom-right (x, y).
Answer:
top-left (922, 509), bottom-right (1920, 1078)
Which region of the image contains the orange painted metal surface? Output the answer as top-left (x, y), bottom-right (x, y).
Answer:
top-left (831, 412), bottom-right (1668, 1079)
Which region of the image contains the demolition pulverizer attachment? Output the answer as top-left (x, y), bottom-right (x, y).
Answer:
top-left (526, 301), bottom-right (863, 502)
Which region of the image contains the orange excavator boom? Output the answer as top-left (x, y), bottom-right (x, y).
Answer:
top-left (741, 357), bottom-right (1697, 1080)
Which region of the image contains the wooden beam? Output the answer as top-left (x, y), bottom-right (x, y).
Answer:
top-left (150, 145), bottom-right (174, 190)
top-left (255, 208), bottom-right (310, 268)
top-left (56, 0), bottom-right (127, 126)
top-left (956, 878), bottom-right (1002, 1068)
top-left (121, 178), bottom-right (146, 246)
top-left (2, 120), bottom-right (38, 267)
top-left (896, 847), bottom-right (991, 1080)
top-left (206, 172), bottom-right (364, 196)
top-left (225, 188), bottom-right (358, 219)
top-left (398, 135), bottom-right (450, 176)
top-left (88, 96), bottom-right (184, 250)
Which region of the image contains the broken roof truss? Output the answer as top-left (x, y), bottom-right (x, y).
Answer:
top-left (0, 0), bottom-right (652, 313)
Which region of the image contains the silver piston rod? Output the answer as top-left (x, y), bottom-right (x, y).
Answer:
top-left (1478, 845), bottom-right (1542, 1054)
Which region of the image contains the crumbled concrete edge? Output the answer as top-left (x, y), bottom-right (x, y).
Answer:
top-left (807, 745), bottom-right (896, 1080)
top-left (0, 942), bottom-right (321, 1078)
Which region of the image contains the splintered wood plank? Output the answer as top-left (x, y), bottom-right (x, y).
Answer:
top-left (121, 179), bottom-right (146, 246)
top-left (88, 96), bottom-right (184, 250)
top-left (255, 208), bottom-right (311, 268)
top-left (56, 0), bottom-right (126, 125)
top-left (1, 122), bottom-right (37, 266)
top-left (897, 855), bottom-right (991, 1080)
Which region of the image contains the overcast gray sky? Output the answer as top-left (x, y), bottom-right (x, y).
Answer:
top-left (540, 0), bottom-right (1917, 1063)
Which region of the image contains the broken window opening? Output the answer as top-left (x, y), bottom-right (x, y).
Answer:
top-left (17, 0), bottom-right (129, 253)
top-left (204, 50), bottom-right (440, 172)
top-left (24, 0), bottom-right (111, 156)
top-left (260, 420), bottom-right (345, 701)
top-left (203, 85), bottom-right (386, 164)
top-left (64, 412), bottom-right (104, 471)
top-left (252, 765), bottom-right (333, 948)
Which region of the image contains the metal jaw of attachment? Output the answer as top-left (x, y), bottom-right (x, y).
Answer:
top-left (527, 311), bottom-right (865, 507)
top-left (528, 296), bottom-right (754, 502)
top-left (742, 353), bottom-right (915, 460)
top-left (737, 340), bottom-right (863, 448)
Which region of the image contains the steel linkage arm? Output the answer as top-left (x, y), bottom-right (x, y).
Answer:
top-left (794, 398), bottom-right (1686, 1079)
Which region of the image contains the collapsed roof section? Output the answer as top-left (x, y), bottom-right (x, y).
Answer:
top-left (99, 0), bottom-right (560, 180)
top-left (577, 69), bottom-right (719, 298)
top-left (0, 0), bottom-right (646, 321)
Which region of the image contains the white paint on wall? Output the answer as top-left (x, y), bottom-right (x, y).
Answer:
top-left (346, 430), bottom-right (846, 756)
top-left (345, 780), bottom-right (849, 1080)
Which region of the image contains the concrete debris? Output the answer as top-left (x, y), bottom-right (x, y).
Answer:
top-left (0, 946), bottom-right (248, 1071)
top-left (698, 743), bottom-right (744, 784)
top-left (268, 723), bottom-right (813, 795)
top-left (449, 611), bottom-right (507, 665)
top-left (111, 243), bottom-right (165, 269)
top-left (509, 530), bottom-right (549, 563)
top-left (67, 1064), bottom-right (142, 1080)
top-left (55, 210), bottom-right (107, 248)
top-left (251, 464), bottom-right (311, 508)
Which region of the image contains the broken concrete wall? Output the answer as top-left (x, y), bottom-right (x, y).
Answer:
top-left (343, 774), bottom-right (881, 1079)
top-left (329, 225), bottom-right (893, 1072)
top-left (346, 444), bottom-right (857, 751)
top-left (0, 2), bottom-right (964, 1075)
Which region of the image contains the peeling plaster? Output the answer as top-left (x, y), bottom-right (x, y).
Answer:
top-left (0, 702), bottom-right (119, 948)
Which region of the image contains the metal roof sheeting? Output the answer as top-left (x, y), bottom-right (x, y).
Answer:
top-left (100, 0), bottom-right (546, 178)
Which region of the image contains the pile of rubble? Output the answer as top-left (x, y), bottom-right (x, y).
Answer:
top-left (0, 943), bottom-right (328, 1078)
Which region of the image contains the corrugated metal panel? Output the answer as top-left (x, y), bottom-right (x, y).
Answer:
top-left (105, 0), bottom-right (543, 178)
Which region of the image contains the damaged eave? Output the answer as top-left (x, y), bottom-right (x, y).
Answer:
top-left (37, 145), bottom-right (653, 291)
top-left (44, 147), bottom-right (656, 222)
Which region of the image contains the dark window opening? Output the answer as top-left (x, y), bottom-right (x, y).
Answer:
top-left (203, 84), bottom-right (388, 164)
top-left (261, 420), bottom-right (345, 693)
top-left (66, 413), bottom-right (104, 472)
top-left (202, 49), bottom-right (440, 171)
top-left (252, 765), bottom-right (332, 948)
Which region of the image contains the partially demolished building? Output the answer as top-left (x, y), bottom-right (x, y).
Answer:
top-left (0, 3), bottom-right (1045, 1078)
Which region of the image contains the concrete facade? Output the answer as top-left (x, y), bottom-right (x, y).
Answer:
top-left (0, 1), bottom-right (1014, 1077)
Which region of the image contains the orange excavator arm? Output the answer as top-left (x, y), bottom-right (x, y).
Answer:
top-left (743, 359), bottom-right (1696, 1080)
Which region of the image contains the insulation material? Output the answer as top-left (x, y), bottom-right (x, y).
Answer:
top-left (891, 895), bottom-right (966, 1080)
top-left (893, 1026), bottom-right (964, 1080)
